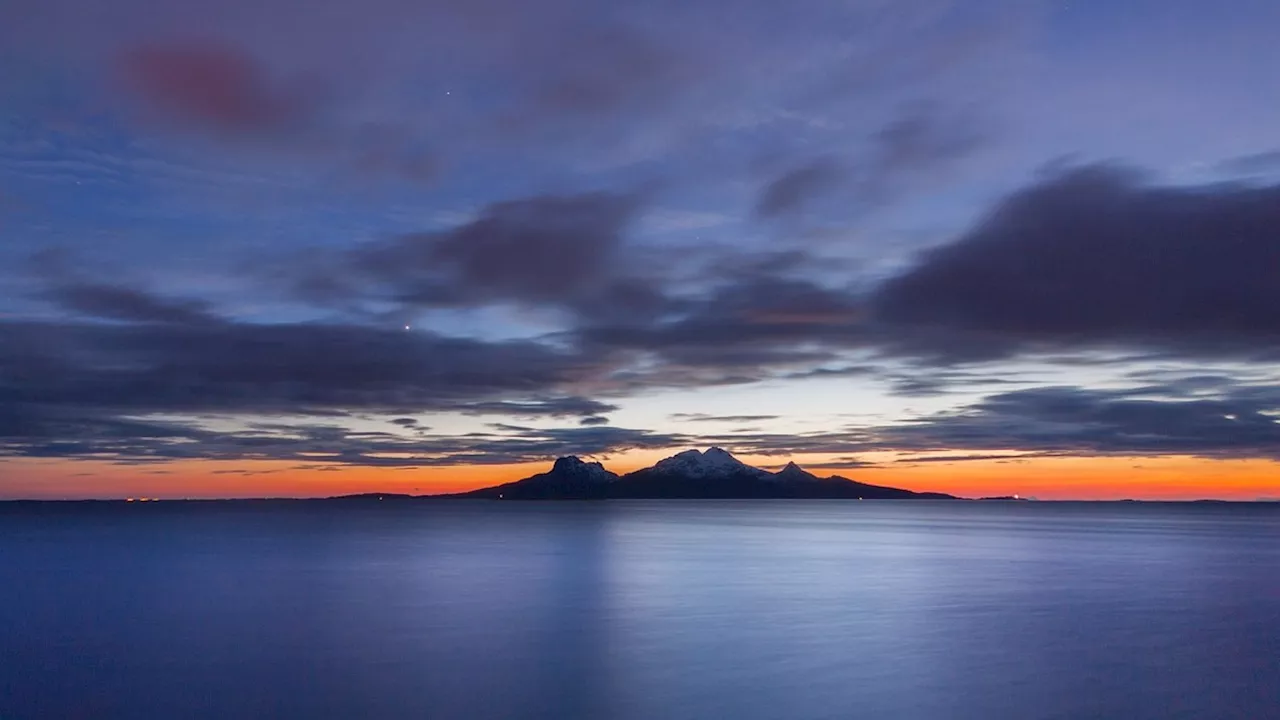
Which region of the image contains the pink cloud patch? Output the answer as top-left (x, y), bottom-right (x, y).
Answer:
top-left (120, 43), bottom-right (315, 134)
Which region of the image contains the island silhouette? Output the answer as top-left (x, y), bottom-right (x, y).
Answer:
top-left (434, 448), bottom-right (955, 500)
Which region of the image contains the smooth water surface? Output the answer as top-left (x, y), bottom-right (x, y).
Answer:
top-left (2, 501), bottom-right (1277, 719)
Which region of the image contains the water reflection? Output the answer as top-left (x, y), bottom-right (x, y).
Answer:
top-left (1, 501), bottom-right (1277, 719)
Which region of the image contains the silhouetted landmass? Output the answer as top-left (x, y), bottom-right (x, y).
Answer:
top-left (457, 449), bottom-right (955, 500)
top-left (327, 493), bottom-right (418, 501)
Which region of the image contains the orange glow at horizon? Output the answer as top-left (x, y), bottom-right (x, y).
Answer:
top-left (2, 453), bottom-right (1278, 501)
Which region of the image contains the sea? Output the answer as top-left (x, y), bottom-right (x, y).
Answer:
top-left (1, 500), bottom-right (1277, 720)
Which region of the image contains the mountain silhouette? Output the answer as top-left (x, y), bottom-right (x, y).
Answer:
top-left (459, 448), bottom-right (953, 500)
top-left (465, 456), bottom-right (619, 499)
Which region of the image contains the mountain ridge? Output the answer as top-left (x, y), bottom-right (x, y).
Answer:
top-left (458, 448), bottom-right (954, 500)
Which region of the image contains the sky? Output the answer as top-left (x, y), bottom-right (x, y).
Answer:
top-left (2, 0), bottom-right (1280, 500)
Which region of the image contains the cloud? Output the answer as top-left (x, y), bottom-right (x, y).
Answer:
top-left (551, 252), bottom-right (884, 389)
top-left (753, 108), bottom-right (983, 219)
top-left (577, 275), bottom-right (868, 370)
top-left (1215, 149), bottom-right (1280, 177)
top-left (522, 26), bottom-right (686, 119)
top-left (0, 318), bottom-right (609, 418)
top-left (7, 307), bottom-right (1277, 466)
top-left (856, 105), bottom-right (984, 203)
top-left (671, 413), bottom-right (781, 423)
top-left (0, 400), bottom-right (683, 467)
top-left (0, 305), bottom-right (649, 467)
top-left (804, 458), bottom-right (877, 471)
top-left (894, 453), bottom-right (1046, 464)
top-left (873, 164), bottom-right (1280, 361)
top-left (395, 192), bottom-right (640, 304)
top-left (874, 385), bottom-right (1280, 460)
top-left (345, 123), bottom-right (438, 183)
top-left (883, 369), bottom-right (1032, 397)
top-left (780, 365), bottom-right (877, 380)
top-left (299, 191), bottom-right (657, 321)
top-left (454, 399), bottom-right (618, 418)
top-left (2, 0), bottom-right (1034, 200)
top-left (686, 381), bottom-right (1280, 462)
top-left (119, 43), bottom-right (320, 135)
top-left (113, 40), bottom-right (439, 182)
top-left (755, 157), bottom-right (844, 218)
top-left (41, 281), bottom-right (222, 325)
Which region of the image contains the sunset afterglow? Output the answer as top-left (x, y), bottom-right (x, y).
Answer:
top-left (3, 0), bottom-right (1280, 500)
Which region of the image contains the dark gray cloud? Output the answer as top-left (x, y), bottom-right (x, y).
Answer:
top-left (804, 458), bottom-right (878, 470)
top-left (894, 453), bottom-right (1046, 464)
top-left (671, 413), bottom-right (781, 423)
top-left (454, 399), bottom-right (618, 418)
top-left (753, 107), bottom-right (984, 219)
top-left (874, 385), bottom-right (1280, 460)
top-left (0, 400), bottom-right (683, 467)
top-left (874, 165), bottom-right (1280, 361)
top-left (692, 381), bottom-right (1280, 462)
top-left (862, 106), bottom-right (984, 199)
top-left (297, 191), bottom-right (663, 323)
top-left (0, 318), bottom-right (607, 417)
top-left (1215, 149), bottom-right (1280, 177)
top-left (884, 369), bottom-right (1032, 397)
top-left (780, 365), bottom-right (877, 380)
top-left (375, 192), bottom-right (641, 304)
top-left (886, 374), bottom-right (960, 398)
top-left (570, 163), bottom-right (1280, 379)
top-left (577, 275), bottom-right (868, 373)
top-left (42, 282), bottom-right (222, 325)
top-left (755, 158), bottom-right (844, 218)
top-left (7, 309), bottom-right (1278, 466)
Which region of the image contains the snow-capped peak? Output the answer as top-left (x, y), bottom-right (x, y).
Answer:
top-left (550, 456), bottom-right (617, 482)
top-left (703, 447), bottom-right (740, 465)
top-left (652, 447), bottom-right (768, 478)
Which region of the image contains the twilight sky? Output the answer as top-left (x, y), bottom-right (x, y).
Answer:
top-left (3, 0), bottom-right (1280, 499)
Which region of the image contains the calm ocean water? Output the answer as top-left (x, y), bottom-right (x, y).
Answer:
top-left (1, 500), bottom-right (1277, 720)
